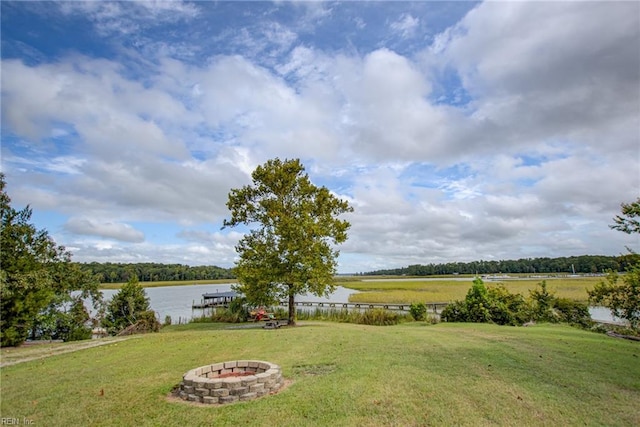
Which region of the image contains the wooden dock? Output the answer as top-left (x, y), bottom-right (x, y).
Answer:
top-left (283, 301), bottom-right (449, 313)
top-left (192, 291), bottom-right (239, 309)
top-left (193, 299), bottom-right (448, 314)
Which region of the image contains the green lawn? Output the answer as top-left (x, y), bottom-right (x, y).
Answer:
top-left (1, 322), bottom-right (638, 426)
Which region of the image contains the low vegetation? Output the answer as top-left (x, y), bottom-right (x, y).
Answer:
top-left (440, 279), bottom-right (591, 327)
top-left (295, 307), bottom-right (412, 325)
top-left (102, 277), bottom-right (160, 335)
top-left (342, 276), bottom-right (601, 304)
top-left (1, 322), bottom-right (638, 426)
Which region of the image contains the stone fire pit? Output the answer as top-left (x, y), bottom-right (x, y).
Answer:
top-left (176, 360), bottom-right (284, 405)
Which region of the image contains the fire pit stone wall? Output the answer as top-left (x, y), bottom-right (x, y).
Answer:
top-left (176, 360), bottom-right (283, 404)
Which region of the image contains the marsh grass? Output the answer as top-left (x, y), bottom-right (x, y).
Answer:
top-left (344, 277), bottom-right (601, 304)
top-left (1, 322), bottom-right (638, 426)
top-left (296, 307), bottom-right (411, 325)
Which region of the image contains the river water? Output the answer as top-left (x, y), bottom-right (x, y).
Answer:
top-left (96, 284), bottom-right (624, 325)
top-left (588, 306), bottom-right (626, 325)
top-left (98, 284), bottom-right (359, 323)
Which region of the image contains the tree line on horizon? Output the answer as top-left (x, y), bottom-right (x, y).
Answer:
top-left (361, 254), bottom-right (638, 277)
top-left (78, 254), bottom-right (638, 284)
top-left (79, 262), bottom-right (235, 283)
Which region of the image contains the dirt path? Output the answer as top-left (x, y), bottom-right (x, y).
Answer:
top-left (0, 337), bottom-right (138, 368)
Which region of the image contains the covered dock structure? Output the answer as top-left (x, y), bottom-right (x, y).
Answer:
top-left (192, 291), bottom-right (239, 309)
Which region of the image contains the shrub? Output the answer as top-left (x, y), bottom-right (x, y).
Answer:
top-left (102, 276), bottom-right (152, 335)
top-left (441, 278), bottom-right (494, 323)
top-left (54, 299), bottom-right (93, 341)
top-left (553, 298), bottom-right (591, 327)
top-left (32, 298), bottom-right (93, 342)
top-left (487, 284), bottom-right (530, 326)
top-left (441, 279), bottom-right (594, 328)
top-left (209, 308), bottom-right (246, 323)
top-left (409, 303), bottom-right (427, 321)
top-left (227, 296), bottom-right (250, 322)
top-left (117, 310), bottom-right (161, 335)
top-left (271, 307), bottom-right (288, 319)
top-left (136, 310), bottom-right (161, 332)
top-left (440, 300), bottom-right (469, 323)
top-left (530, 281), bottom-right (557, 322)
top-left (465, 279), bottom-right (492, 322)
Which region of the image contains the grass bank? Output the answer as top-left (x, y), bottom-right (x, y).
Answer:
top-left (341, 277), bottom-right (601, 304)
top-left (1, 322), bottom-right (638, 426)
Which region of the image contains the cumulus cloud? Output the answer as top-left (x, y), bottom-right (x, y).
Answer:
top-left (433, 1), bottom-right (640, 156)
top-left (2, 1), bottom-right (638, 271)
top-left (64, 217), bottom-right (145, 243)
top-left (333, 48), bottom-right (454, 161)
top-left (1, 57), bottom-right (193, 158)
top-left (1, 55), bottom-right (251, 224)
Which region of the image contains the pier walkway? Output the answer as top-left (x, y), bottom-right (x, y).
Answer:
top-left (193, 297), bottom-right (448, 313)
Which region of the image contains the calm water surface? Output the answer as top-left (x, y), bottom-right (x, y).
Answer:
top-left (588, 306), bottom-right (626, 325)
top-left (99, 284), bottom-right (359, 323)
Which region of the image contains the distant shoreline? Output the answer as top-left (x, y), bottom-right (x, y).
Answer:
top-left (99, 279), bottom-right (237, 290)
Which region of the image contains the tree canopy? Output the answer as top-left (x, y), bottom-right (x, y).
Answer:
top-left (364, 255), bottom-right (629, 276)
top-left (79, 262), bottom-right (233, 283)
top-left (0, 174), bottom-right (101, 346)
top-left (610, 198), bottom-right (640, 235)
top-left (223, 158), bottom-right (353, 325)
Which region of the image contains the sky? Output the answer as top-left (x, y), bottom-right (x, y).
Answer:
top-left (1, 1), bottom-right (639, 274)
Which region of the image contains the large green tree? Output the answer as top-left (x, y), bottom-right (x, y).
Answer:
top-left (0, 174), bottom-right (101, 346)
top-left (224, 158), bottom-right (353, 325)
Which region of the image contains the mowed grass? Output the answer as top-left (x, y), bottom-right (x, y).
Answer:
top-left (1, 322), bottom-right (639, 426)
top-left (341, 277), bottom-right (602, 304)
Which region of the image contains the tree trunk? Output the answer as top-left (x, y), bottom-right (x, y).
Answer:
top-left (288, 285), bottom-right (296, 326)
